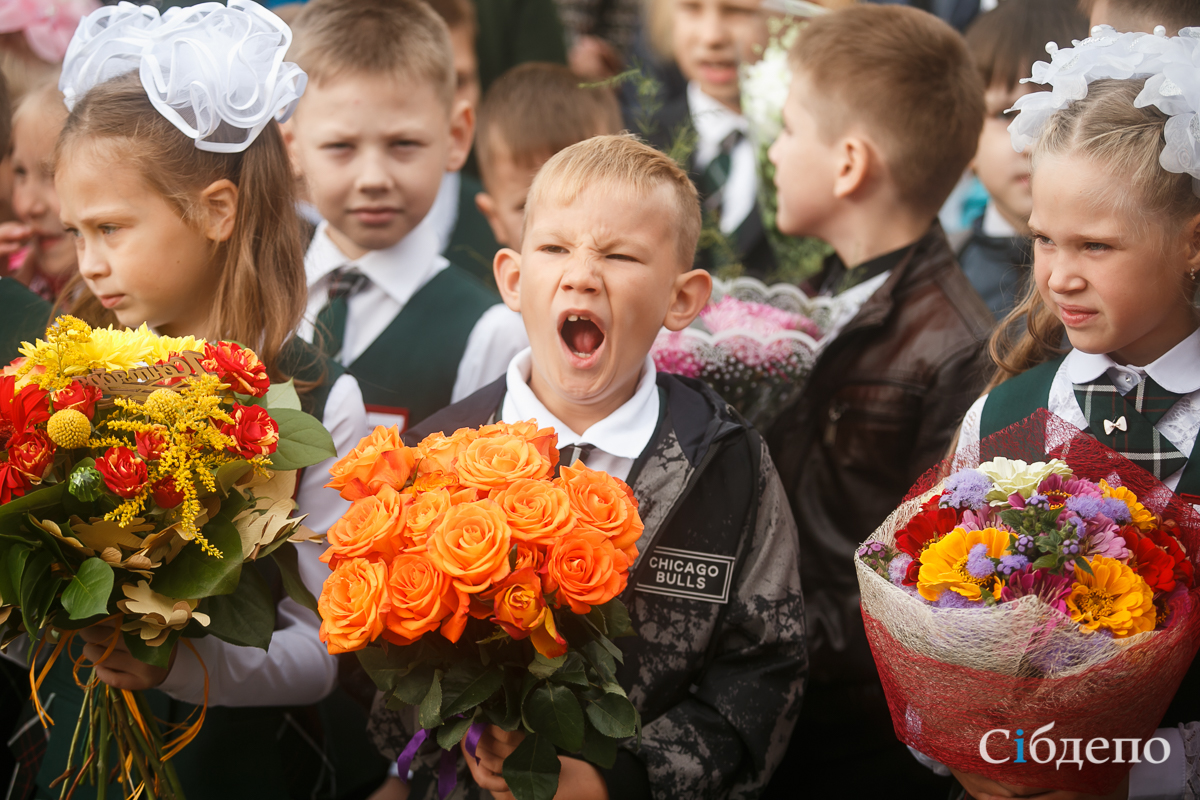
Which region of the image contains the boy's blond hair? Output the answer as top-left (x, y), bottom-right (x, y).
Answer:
top-left (526, 134), bottom-right (701, 265)
top-left (477, 63), bottom-right (622, 180)
top-left (289, 0), bottom-right (455, 108)
top-left (791, 5), bottom-right (985, 216)
top-left (1078, 0), bottom-right (1200, 34)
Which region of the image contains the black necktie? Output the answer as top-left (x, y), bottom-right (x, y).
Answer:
top-left (557, 443), bottom-right (598, 476)
top-left (315, 268), bottom-right (369, 360)
top-left (1073, 373), bottom-right (1187, 480)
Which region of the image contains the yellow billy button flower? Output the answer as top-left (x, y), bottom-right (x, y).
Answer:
top-left (916, 527), bottom-right (1009, 603)
top-left (46, 408), bottom-right (91, 449)
top-left (1067, 556), bottom-right (1156, 638)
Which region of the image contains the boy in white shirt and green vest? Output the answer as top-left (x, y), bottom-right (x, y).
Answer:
top-left (284, 0), bottom-right (528, 436)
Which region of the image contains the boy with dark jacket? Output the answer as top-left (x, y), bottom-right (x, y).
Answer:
top-left (369, 134), bottom-right (807, 799)
top-left (762, 6), bottom-right (995, 799)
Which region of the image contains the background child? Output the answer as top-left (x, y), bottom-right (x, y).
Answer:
top-left (371, 134), bottom-right (807, 800)
top-left (422, 0), bottom-right (502, 285)
top-left (955, 60), bottom-right (1200, 800)
top-left (0, 71), bottom-right (49, 363)
top-left (0, 79), bottom-right (73, 301)
top-left (20, 3), bottom-right (371, 796)
top-left (648, 0), bottom-right (776, 277)
top-left (285, 0), bottom-right (528, 434)
top-left (959, 0), bottom-right (1087, 320)
top-left (761, 6), bottom-right (993, 798)
top-left (474, 62), bottom-right (622, 251)
top-left (1083, 0), bottom-right (1200, 34)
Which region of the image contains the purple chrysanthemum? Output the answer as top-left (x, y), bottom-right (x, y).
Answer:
top-left (997, 554), bottom-right (1029, 577)
top-left (941, 470), bottom-right (992, 510)
top-left (966, 543), bottom-right (996, 579)
top-left (933, 591), bottom-right (979, 609)
top-left (1100, 497), bottom-right (1132, 524)
top-left (1066, 495), bottom-right (1106, 519)
top-left (888, 553), bottom-right (913, 586)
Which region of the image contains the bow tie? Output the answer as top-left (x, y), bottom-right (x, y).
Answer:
top-left (1103, 416), bottom-right (1128, 435)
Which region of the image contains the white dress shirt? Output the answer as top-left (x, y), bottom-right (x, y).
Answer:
top-left (688, 82), bottom-right (758, 236)
top-left (955, 332), bottom-right (1200, 797)
top-left (298, 217), bottom-right (528, 429)
top-left (500, 349), bottom-right (660, 482)
top-left (156, 372), bottom-right (370, 706)
top-left (958, 328), bottom-right (1200, 491)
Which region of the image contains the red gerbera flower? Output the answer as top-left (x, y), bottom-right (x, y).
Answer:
top-left (1125, 528), bottom-right (1178, 594)
top-left (895, 504), bottom-right (960, 559)
top-left (1149, 521), bottom-right (1195, 590)
top-left (0, 375), bottom-right (50, 444)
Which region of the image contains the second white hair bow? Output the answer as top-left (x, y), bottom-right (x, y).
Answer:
top-left (59, 0), bottom-right (307, 154)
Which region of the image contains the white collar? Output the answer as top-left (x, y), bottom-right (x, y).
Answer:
top-left (981, 202), bottom-right (1019, 238)
top-left (1065, 326), bottom-right (1200, 394)
top-left (687, 82), bottom-right (749, 169)
top-left (304, 215), bottom-right (446, 306)
top-left (500, 348), bottom-right (660, 460)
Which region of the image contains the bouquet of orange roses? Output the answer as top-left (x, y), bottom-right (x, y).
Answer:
top-left (318, 421), bottom-right (643, 800)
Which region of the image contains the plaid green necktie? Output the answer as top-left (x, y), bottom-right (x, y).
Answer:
top-left (698, 130), bottom-right (742, 217)
top-left (315, 268), bottom-right (369, 360)
top-left (1073, 373), bottom-right (1187, 480)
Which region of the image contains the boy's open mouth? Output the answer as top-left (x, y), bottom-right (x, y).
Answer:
top-left (560, 313), bottom-right (605, 359)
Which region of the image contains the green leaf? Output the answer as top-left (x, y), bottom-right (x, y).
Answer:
top-left (267, 408), bottom-right (337, 471)
top-left (264, 380), bottom-right (302, 411)
top-left (200, 564), bottom-right (275, 650)
top-left (441, 661), bottom-right (505, 719)
top-left (215, 461), bottom-right (252, 495)
top-left (1031, 554), bottom-right (1059, 571)
top-left (23, 515), bottom-right (67, 568)
top-left (585, 693), bottom-right (638, 739)
top-left (501, 733), bottom-right (561, 800)
top-left (580, 719), bottom-right (618, 769)
top-left (549, 652), bottom-right (589, 687)
top-left (523, 682), bottom-right (584, 752)
top-left (1074, 556), bottom-right (1094, 576)
top-left (436, 715), bottom-right (476, 751)
top-left (61, 558), bottom-right (114, 620)
top-left (356, 645), bottom-right (413, 694)
top-left (124, 629), bottom-right (179, 668)
top-left (394, 663), bottom-right (437, 705)
top-left (0, 483), bottom-right (66, 525)
top-left (271, 543), bottom-right (318, 614)
top-left (419, 670), bottom-right (443, 730)
top-left (0, 543), bottom-right (27, 607)
top-left (19, 550), bottom-right (58, 633)
top-left (581, 641), bottom-right (617, 683)
top-left (151, 516), bottom-right (243, 599)
top-left (596, 600), bottom-right (635, 639)
top-left (528, 653), bottom-right (566, 680)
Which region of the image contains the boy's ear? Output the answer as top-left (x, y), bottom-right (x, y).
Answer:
top-left (199, 179), bottom-right (239, 243)
top-left (663, 268), bottom-right (713, 332)
top-left (833, 135), bottom-right (872, 200)
top-left (494, 247), bottom-right (522, 313)
top-left (446, 100), bottom-right (474, 173)
top-left (279, 119), bottom-right (305, 179)
top-left (475, 191), bottom-right (511, 248)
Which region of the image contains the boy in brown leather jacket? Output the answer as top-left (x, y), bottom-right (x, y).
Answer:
top-left (761, 6), bottom-right (995, 798)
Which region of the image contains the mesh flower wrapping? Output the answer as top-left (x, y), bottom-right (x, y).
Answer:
top-left (651, 277), bottom-right (833, 427)
top-left (855, 410), bottom-right (1200, 793)
top-left (59, 0), bottom-right (306, 153)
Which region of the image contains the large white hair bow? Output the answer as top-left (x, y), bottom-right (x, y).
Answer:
top-left (1009, 25), bottom-right (1200, 193)
top-left (59, 0), bottom-right (306, 154)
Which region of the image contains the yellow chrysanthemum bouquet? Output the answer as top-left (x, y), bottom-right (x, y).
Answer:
top-left (853, 410), bottom-right (1200, 794)
top-left (0, 316), bottom-right (336, 800)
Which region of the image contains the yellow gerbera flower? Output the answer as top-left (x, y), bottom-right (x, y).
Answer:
top-left (150, 334), bottom-right (207, 363)
top-left (1067, 556), bottom-right (1156, 638)
top-left (1099, 480), bottom-right (1156, 532)
top-left (917, 527), bottom-right (1009, 602)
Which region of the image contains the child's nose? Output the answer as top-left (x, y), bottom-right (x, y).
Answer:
top-left (354, 150), bottom-right (396, 193)
top-left (1045, 255), bottom-right (1085, 294)
top-left (560, 255), bottom-right (603, 293)
top-left (698, 7), bottom-right (729, 46)
top-left (76, 244), bottom-right (108, 280)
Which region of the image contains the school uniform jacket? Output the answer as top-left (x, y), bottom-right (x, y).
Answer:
top-left (0, 277), bottom-right (50, 363)
top-left (369, 373), bottom-right (808, 800)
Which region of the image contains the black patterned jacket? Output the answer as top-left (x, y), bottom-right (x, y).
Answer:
top-left (369, 374), bottom-right (808, 800)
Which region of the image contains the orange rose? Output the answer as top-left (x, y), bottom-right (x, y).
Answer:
top-left (514, 543), bottom-right (547, 574)
top-left (411, 470), bottom-right (465, 495)
top-left (455, 434), bottom-right (554, 491)
top-left (402, 488), bottom-right (452, 551)
top-left (490, 479), bottom-right (575, 545)
top-left (555, 463), bottom-right (644, 559)
top-left (321, 485), bottom-right (408, 567)
top-left (485, 567), bottom-right (567, 658)
top-left (383, 554), bottom-right (457, 645)
top-left (545, 530), bottom-right (629, 615)
top-left (326, 426), bottom-right (416, 501)
top-left (317, 557), bottom-right (390, 654)
top-left (494, 420), bottom-right (560, 471)
top-left (415, 428), bottom-right (478, 475)
top-left (425, 500), bottom-right (512, 593)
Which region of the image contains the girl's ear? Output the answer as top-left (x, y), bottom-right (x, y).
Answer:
top-left (200, 179), bottom-right (239, 243)
top-left (663, 268), bottom-right (713, 332)
top-left (494, 247), bottom-right (522, 313)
